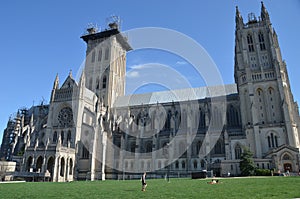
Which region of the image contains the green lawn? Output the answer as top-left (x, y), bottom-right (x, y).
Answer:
top-left (1, 177), bottom-right (300, 199)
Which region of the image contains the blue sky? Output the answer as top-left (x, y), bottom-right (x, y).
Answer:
top-left (0, 1), bottom-right (299, 141)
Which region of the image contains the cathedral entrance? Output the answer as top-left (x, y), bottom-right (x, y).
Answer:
top-left (284, 163), bottom-right (292, 172)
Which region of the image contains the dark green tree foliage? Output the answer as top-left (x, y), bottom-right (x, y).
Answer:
top-left (239, 147), bottom-right (256, 176)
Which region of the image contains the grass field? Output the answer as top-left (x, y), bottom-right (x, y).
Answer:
top-left (1, 177), bottom-right (300, 199)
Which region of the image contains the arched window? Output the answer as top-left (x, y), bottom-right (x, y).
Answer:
top-left (214, 139), bottom-right (224, 154)
top-left (60, 157), bottom-right (65, 177)
top-left (98, 49), bottom-right (102, 62)
top-left (193, 160), bottom-right (198, 169)
top-left (53, 131), bottom-right (57, 143)
top-left (47, 157), bottom-right (55, 174)
top-left (247, 34), bottom-right (255, 52)
top-left (181, 160), bottom-right (185, 169)
top-left (145, 141), bottom-right (152, 153)
top-left (283, 154), bottom-right (291, 160)
top-left (268, 132), bottom-right (279, 148)
top-left (105, 47), bottom-right (109, 60)
top-left (67, 130), bottom-right (71, 143)
top-left (69, 159), bottom-right (73, 175)
top-left (36, 156), bottom-right (43, 172)
top-left (26, 156), bottom-right (33, 172)
top-left (175, 161), bottom-right (179, 169)
top-left (258, 32), bottom-right (266, 51)
top-left (89, 78), bottom-right (93, 90)
top-left (235, 144), bottom-right (242, 159)
top-left (199, 108), bottom-right (205, 128)
top-left (91, 51), bottom-right (95, 63)
top-left (82, 146), bottom-right (89, 159)
top-left (102, 75), bottom-right (107, 89)
top-left (96, 78), bottom-right (99, 89)
top-left (164, 110), bottom-right (171, 130)
top-left (130, 142), bottom-right (135, 153)
top-left (227, 105), bottom-right (240, 127)
top-left (201, 159), bottom-right (205, 168)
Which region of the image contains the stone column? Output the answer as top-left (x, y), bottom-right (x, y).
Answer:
top-left (65, 157), bottom-right (69, 181)
top-left (224, 130), bottom-right (230, 160)
top-left (52, 156), bottom-right (59, 182)
top-left (101, 131), bottom-right (107, 180)
top-left (42, 155), bottom-right (46, 173)
top-left (91, 128), bottom-right (98, 181)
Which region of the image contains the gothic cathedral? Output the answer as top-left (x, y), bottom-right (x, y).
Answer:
top-left (1, 3), bottom-right (299, 181)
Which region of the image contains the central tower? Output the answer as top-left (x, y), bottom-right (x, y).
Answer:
top-left (81, 21), bottom-right (132, 108)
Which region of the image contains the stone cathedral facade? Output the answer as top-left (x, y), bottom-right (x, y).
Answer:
top-left (1, 3), bottom-right (300, 182)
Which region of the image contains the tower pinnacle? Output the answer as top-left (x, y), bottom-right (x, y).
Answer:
top-left (235, 6), bottom-right (244, 29)
top-left (53, 73), bottom-right (59, 90)
top-left (261, 1), bottom-right (270, 22)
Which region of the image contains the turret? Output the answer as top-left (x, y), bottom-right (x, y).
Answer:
top-left (50, 74), bottom-right (59, 102)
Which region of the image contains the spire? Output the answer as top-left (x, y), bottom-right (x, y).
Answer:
top-left (50, 74), bottom-right (59, 102)
top-left (261, 1), bottom-right (270, 22)
top-left (235, 6), bottom-right (244, 30)
top-left (53, 73), bottom-right (59, 90)
top-left (69, 69), bottom-right (73, 78)
top-left (272, 28), bottom-right (279, 47)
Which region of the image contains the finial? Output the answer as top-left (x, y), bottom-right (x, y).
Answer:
top-left (69, 70), bottom-right (72, 77)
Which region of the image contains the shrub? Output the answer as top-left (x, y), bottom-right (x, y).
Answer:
top-left (255, 169), bottom-right (271, 176)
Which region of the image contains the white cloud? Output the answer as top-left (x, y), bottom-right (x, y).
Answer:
top-left (126, 71), bottom-right (140, 78)
top-left (128, 63), bottom-right (159, 70)
top-left (176, 61), bottom-right (188, 65)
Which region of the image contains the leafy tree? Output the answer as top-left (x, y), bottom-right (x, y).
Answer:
top-left (239, 147), bottom-right (256, 176)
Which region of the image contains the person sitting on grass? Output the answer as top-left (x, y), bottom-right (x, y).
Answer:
top-left (207, 179), bottom-right (221, 184)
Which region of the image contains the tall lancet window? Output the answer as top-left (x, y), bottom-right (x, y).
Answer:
top-left (258, 32), bottom-right (266, 51)
top-left (102, 75), bottom-right (107, 89)
top-left (247, 34), bottom-right (255, 52)
top-left (98, 49), bottom-right (102, 62)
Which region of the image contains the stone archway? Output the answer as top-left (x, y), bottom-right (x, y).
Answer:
top-left (284, 163), bottom-right (292, 172)
top-left (281, 153), bottom-right (293, 172)
top-left (26, 156), bottom-right (33, 172)
top-left (47, 157), bottom-right (55, 180)
top-left (36, 156), bottom-right (43, 173)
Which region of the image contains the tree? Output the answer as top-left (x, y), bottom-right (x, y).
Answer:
top-left (239, 147), bottom-right (256, 176)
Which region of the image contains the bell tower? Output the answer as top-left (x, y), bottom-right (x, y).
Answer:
top-left (81, 19), bottom-right (132, 108)
top-left (234, 2), bottom-right (300, 157)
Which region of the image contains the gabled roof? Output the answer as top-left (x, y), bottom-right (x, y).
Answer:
top-left (264, 144), bottom-right (300, 158)
top-left (113, 84), bottom-right (238, 107)
top-left (60, 75), bottom-right (77, 89)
